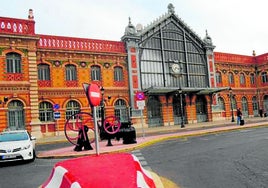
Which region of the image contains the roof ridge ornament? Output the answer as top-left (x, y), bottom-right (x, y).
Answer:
top-left (123, 17), bottom-right (136, 35)
top-left (28, 9), bottom-right (34, 20)
top-left (168, 3), bottom-right (175, 14)
top-left (204, 29), bottom-right (213, 45)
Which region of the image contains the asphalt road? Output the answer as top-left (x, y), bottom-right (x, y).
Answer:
top-left (140, 127), bottom-right (268, 188)
top-left (0, 126), bottom-right (267, 188)
top-left (0, 158), bottom-right (62, 188)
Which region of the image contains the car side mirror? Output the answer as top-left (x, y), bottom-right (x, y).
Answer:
top-left (31, 136), bottom-right (36, 141)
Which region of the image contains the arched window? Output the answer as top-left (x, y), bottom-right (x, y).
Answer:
top-left (114, 99), bottom-right (128, 122)
top-left (66, 100), bottom-right (80, 120)
top-left (38, 64), bottom-right (50, 80)
top-left (65, 65), bottom-right (77, 81)
top-left (230, 96), bottom-right (237, 111)
top-left (250, 73), bottom-right (255, 85)
top-left (252, 96), bottom-right (258, 116)
top-left (264, 95), bottom-right (268, 112)
top-left (6, 52), bottom-right (21, 73)
top-left (239, 73), bottom-right (245, 85)
top-left (261, 72), bottom-right (268, 83)
top-left (217, 97), bottom-right (225, 111)
top-left (114, 66), bottom-right (123, 81)
top-left (91, 65), bottom-right (101, 81)
top-left (8, 100), bottom-right (24, 130)
top-left (228, 72), bottom-right (234, 84)
top-left (241, 97), bottom-right (248, 117)
top-left (39, 102), bottom-right (53, 122)
top-left (215, 71), bottom-right (222, 84)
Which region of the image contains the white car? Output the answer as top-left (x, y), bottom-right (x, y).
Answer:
top-left (0, 130), bottom-right (36, 162)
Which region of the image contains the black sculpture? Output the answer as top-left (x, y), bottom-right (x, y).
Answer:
top-left (73, 125), bottom-right (93, 152)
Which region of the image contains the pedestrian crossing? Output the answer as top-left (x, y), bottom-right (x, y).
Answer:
top-left (131, 150), bottom-right (152, 171)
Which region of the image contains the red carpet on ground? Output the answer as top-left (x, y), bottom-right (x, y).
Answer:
top-left (41, 153), bottom-right (156, 188)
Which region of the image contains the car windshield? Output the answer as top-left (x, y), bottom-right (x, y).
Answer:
top-left (0, 132), bottom-right (29, 142)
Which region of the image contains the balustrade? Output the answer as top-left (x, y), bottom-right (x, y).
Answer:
top-left (0, 17), bottom-right (126, 53)
top-left (38, 34), bottom-right (126, 53)
top-left (214, 52), bottom-right (252, 64)
top-left (0, 17), bottom-right (35, 35)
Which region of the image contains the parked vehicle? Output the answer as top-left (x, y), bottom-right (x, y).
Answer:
top-left (0, 130), bottom-right (36, 162)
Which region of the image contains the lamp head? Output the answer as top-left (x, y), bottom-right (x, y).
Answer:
top-left (100, 87), bottom-right (105, 95)
top-left (3, 97), bottom-right (8, 103)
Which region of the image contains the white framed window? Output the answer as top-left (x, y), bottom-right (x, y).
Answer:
top-left (65, 100), bottom-right (80, 120)
top-left (239, 73), bottom-right (245, 85)
top-left (114, 66), bottom-right (123, 81)
top-left (228, 72), bottom-right (234, 84)
top-left (65, 65), bottom-right (77, 81)
top-left (91, 65), bottom-right (101, 81)
top-left (38, 64), bottom-right (50, 80)
top-left (39, 102), bottom-right (53, 122)
top-left (6, 53), bottom-right (21, 73)
top-left (215, 71), bottom-right (222, 84)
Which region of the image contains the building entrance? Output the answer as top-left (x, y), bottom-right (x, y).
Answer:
top-left (147, 96), bottom-right (163, 127)
top-left (173, 95), bottom-right (186, 125)
top-left (196, 96), bottom-right (207, 122)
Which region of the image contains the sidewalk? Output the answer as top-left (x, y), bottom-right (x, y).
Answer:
top-left (36, 117), bottom-right (268, 159)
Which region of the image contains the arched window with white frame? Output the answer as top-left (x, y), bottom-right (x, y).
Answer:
top-left (6, 52), bottom-right (21, 73)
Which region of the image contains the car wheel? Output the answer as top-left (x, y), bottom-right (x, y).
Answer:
top-left (30, 150), bottom-right (36, 162)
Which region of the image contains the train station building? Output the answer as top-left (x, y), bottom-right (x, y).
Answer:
top-left (0, 4), bottom-right (267, 137)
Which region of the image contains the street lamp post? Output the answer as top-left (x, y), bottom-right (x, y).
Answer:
top-left (100, 86), bottom-right (105, 128)
top-left (229, 88), bottom-right (235, 122)
top-left (169, 59), bottom-right (185, 128)
top-left (100, 87), bottom-right (112, 146)
top-left (179, 90), bottom-right (185, 128)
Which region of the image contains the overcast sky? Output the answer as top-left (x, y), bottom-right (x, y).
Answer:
top-left (1, 0), bottom-right (268, 56)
